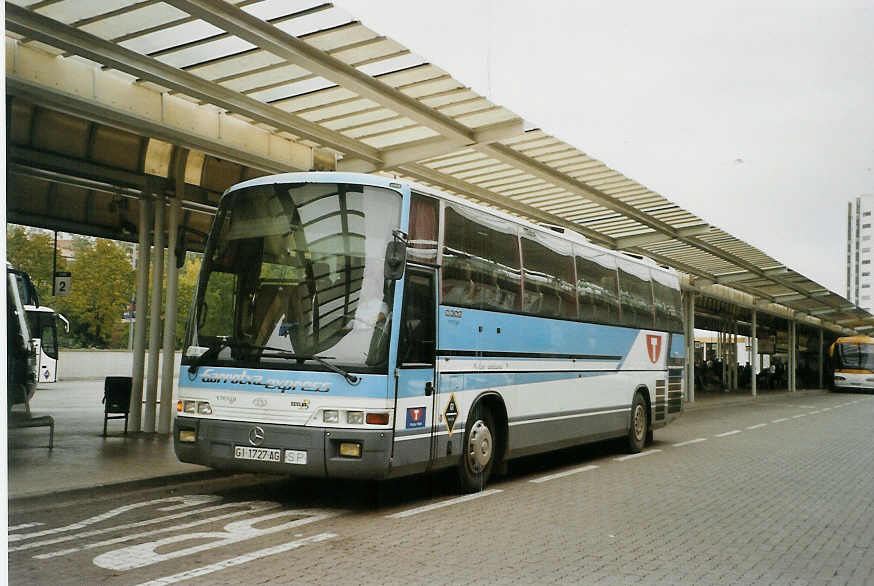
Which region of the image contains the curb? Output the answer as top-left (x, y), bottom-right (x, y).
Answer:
top-left (684, 389), bottom-right (826, 412)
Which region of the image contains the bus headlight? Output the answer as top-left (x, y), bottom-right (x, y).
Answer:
top-left (197, 401), bottom-right (213, 415)
top-left (346, 411), bottom-right (364, 425)
top-left (183, 400), bottom-right (196, 414)
top-left (179, 429), bottom-right (196, 442)
top-left (323, 410), bottom-right (339, 423)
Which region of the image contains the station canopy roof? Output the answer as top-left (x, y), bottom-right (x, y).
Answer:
top-left (5, 0), bottom-right (872, 333)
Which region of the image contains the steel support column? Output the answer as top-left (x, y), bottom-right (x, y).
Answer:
top-left (751, 310), bottom-right (757, 398)
top-left (789, 318), bottom-right (796, 392)
top-left (818, 328), bottom-right (824, 389)
top-left (158, 196), bottom-right (181, 435)
top-left (144, 197), bottom-right (165, 433)
top-left (129, 195), bottom-right (151, 432)
top-left (685, 293), bottom-right (696, 403)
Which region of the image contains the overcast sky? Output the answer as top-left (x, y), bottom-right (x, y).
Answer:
top-left (334, 0), bottom-right (874, 296)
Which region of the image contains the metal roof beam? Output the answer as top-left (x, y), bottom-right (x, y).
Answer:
top-left (165, 0), bottom-right (522, 152)
top-left (615, 225), bottom-right (710, 249)
top-left (5, 3), bottom-right (382, 165)
top-left (6, 78), bottom-right (294, 175)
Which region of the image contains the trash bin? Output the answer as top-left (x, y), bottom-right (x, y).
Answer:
top-left (103, 376), bottom-right (132, 436)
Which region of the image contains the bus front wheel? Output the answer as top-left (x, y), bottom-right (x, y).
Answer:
top-left (458, 405), bottom-right (496, 493)
top-left (627, 392), bottom-right (648, 454)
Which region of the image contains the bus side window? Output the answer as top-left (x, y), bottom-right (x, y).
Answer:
top-left (575, 246), bottom-right (620, 325)
top-left (520, 231), bottom-right (577, 319)
top-left (617, 260), bottom-right (655, 330)
top-left (651, 271), bottom-right (683, 332)
top-left (409, 194), bottom-right (439, 264)
top-left (442, 205), bottom-right (521, 311)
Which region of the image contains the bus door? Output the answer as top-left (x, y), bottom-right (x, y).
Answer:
top-left (393, 266), bottom-right (438, 473)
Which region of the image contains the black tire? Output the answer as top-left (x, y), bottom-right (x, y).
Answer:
top-left (627, 392), bottom-right (648, 453)
top-left (457, 404), bottom-right (496, 493)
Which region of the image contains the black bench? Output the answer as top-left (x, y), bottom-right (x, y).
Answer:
top-left (103, 376), bottom-right (132, 436)
top-left (8, 412), bottom-right (54, 449)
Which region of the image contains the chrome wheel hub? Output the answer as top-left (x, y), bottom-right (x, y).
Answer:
top-left (467, 419), bottom-right (493, 472)
top-left (633, 404), bottom-right (646, 441)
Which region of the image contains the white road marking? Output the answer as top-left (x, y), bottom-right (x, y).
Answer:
top-left (8, 522), bottom-right (44, 531)
top-left (386, 489), bottom-right (503, 519)
top-left (746, 423), bottom-right (767, 430)
top-left (134, 533), bottom-right (336, 586)
top-left (809, 410), bottom-right (822, 415)
top-left (8, 495), bottom-right (219, 543)
top-left (10, 500), bottom-right (273, 553)
top-left (34, 502), bottom-right (283, 559)
top-left (821, 407), bottom-right (831, 411)
top-left (792, 414), bottom-right (806, 419)
top-left (715, 430), bottom-right (742, 438)
top-left (672, 438), bottom-right (707, 447)
top-left (614, 449), bottom-right (662, 462)
top-left (772, 418), bottom-right (789, 423)
top-left (94, 509), bottom-right (340, 571)
top-left (530, 465), bottom-right (599, 483)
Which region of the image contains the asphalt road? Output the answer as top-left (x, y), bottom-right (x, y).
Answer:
top-left (9, 390), bottom-right (874, 585)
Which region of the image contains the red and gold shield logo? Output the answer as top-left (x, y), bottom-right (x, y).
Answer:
top-left (646, 334), bottom-right (663, 364)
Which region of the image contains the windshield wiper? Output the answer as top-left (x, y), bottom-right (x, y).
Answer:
top-left (187, 339), bottom-right (359, 384)
top-left (259, 348), bottom-right (359, 384)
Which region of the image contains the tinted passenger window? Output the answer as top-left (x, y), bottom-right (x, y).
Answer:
top-left (442, 205), bottom-right (521, 311)
top-left (575, 245), bottom-right (620, 324)
top-left (520, 230), bottom-right (577, 319)
top-left (617, 259), bottom-right (654, 329)
top-left (408, 194), bottom-right (438, 264)
top-left (651, 270), bottom-right (683, 332)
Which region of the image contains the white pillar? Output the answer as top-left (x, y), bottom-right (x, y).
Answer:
top-left (818, 328), bottom-right (824, 389)
top-left (685, 293), bottom-right (695, 403)
top-left (751, 309), bottom-right (757, 398)
top-left (144, 196), bottom-right (165, 433)
top-left (158, 197), bottom-right (180, 434)
top-left (129, 196), bottom-right (151, 432)
top-left (789, 318), bottom-right (796, 392)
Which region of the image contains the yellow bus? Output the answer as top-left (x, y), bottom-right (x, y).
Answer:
top-left (829, 335), bottom-right (874, 391)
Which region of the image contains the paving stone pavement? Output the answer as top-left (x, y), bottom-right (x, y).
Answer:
top-left (8, 390), bottom-right (874, 585)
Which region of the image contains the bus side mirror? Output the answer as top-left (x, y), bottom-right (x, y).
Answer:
top-left (384, 230), bottom-right (408, 280)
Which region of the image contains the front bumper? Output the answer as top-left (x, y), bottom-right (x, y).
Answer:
top-left (174, 416), bottom-right (393, 479)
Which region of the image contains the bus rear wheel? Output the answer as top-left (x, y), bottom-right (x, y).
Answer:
top-left (627, 392), bottom-right (648, 453)
top-left (458, 405), bottom-right (496, 493)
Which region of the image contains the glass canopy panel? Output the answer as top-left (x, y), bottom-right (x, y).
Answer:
top-left (364, 127), bottom-right (439, 149)
top-left (120, 20), bottom-right (224, 54)
top-left (79, 5), bottom-right (191, 40)
top-left (36, 0), bottom-right (137, 24)
top-left (252, 78), bottom-right (337, 103)
top-left (189, 51), bottom-right (285, 79)
top-left (307, 25), bottom-right (378, 52)
top-left (331, 39), bottom-right (406, 63)
top-left (272, 10), bottom-right (355, 38)
top-left (243, 0), bottom-right (330, 21)
top-left (223, 64), bottom-right (311, 93)
top-left (357, 54), bottom-right (424, 77)
top-left (156, 37), bottom-right (257, 69)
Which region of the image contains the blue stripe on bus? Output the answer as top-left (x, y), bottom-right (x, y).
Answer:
top-left (438, 306), bottom-right (640, 357)
top-left (448, 370), bottom-right (609, 393)
top-left (179, 367), bottom-right (389, 398)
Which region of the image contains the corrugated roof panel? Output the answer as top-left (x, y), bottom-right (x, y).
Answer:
top-left (187, 50), bottom-right (284, 79)
top-left (224, 64), bottom-right (310, 92)
top-left (80, 4), bottom-right (191, 39)
top-left (156, 36), bottom-right (256, 69)
top-left (271, 8), bottom-right (354, 38)
top-left (119, 20), bottom-right (223, 55)
top-left (35, 0), bottom-right (138, 24)
top-left (249, 77), bottom-right (336, 102)
top-left (343, 117), bottom-right (413, 139)
top-left (362, 126), bottom-right (439, 149)
top-left (271, 86), bottom-right (359, 111)
top-left (319, 106), bottom-right (393, 127)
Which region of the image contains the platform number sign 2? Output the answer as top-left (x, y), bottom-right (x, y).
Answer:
top-left (54, 271), bottom-right (72, 297)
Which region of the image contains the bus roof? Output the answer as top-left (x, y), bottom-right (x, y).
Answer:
top-left (222, 172), bottom-right (681, 281)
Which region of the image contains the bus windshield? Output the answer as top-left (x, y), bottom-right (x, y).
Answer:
top-left (188, 181), bottom-right (403, 373)
top-left (835, 342), bottom-right (874, 370)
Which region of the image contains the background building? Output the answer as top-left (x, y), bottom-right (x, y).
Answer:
top-left (846, 194), bottom-right (874, 312)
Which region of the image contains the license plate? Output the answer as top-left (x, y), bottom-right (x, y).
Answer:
top-left (234, 446), bottom-right (281, 462)
top-left (284, 449), bottom-right (307, 465)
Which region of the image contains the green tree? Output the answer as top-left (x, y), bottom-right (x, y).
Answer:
top-left (59, 238), bottom-right (135, 347)
top-left (5, 225), bottom-right (66, 302)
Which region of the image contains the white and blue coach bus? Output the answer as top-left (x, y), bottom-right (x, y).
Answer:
top-left (175, 172), bottom-right (685, 491)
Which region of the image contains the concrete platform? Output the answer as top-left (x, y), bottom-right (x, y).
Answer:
top-left (6, 378), bottom-right (823, 502)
